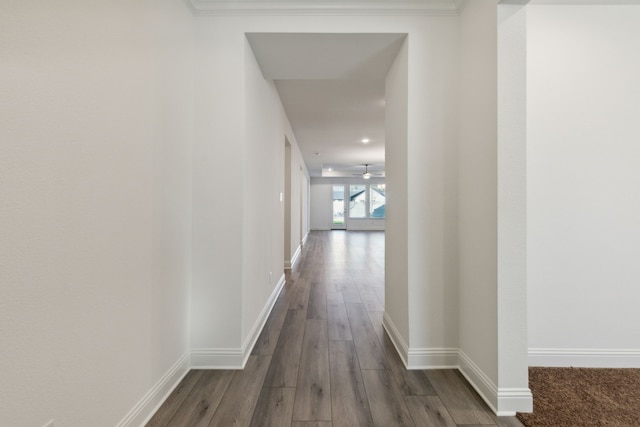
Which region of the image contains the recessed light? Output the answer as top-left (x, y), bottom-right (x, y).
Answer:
top-left (361, 138), bottom-right (370, 144)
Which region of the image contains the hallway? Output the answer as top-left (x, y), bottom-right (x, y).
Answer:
top-left (147, 231), bottom-right (523, 426)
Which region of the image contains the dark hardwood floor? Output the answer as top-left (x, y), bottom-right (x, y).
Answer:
top-left (147, 231), bottom-right (524, 427)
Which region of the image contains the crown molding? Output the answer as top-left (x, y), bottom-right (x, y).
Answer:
top-left (188, 0), bottom-right (469, 16)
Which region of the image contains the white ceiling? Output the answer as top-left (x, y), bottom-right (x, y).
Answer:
top-left (247, 33), bottom-right (407, 80)
top-left (275, 79), bottom-right (386, 177)
top-left (247, 33), bottom-right (405, 177)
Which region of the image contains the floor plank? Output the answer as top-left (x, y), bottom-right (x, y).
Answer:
top-left (146, 370), bottom-right (204, 427)
top-left (329, 341), bottom-right (373, 427)
top-left (379, 332), bottom-right (436, 397)
top-left (252, 287), bottom-right (291, 355)
top-left (373, 286), bottom-right (385, 307)
top-left (491, 414), bottom-right (526, 427)
top-left (249, 387), bottom-right (296, 427)
top-left (326, 291), bottom-right (353, 341)
top-left (292, 319), bottom-right (331, 421)
top-left (207, 355), bottom-right (271, 426)
top-left (404, 395), bottom-right (457, 427)
top-left (263, 309), bottom-right (306, 388)
top-left (164, 370), bottom-right (234, 427)
top-left (425, 370), bottom-right (495, 425)
top-left (291, 422), bottom-right (332, 427)
top-left (366, 310), bottom-right (386, 344)
top-left (289, 281), bottom-right (311, 311)
top-left (355, 282), bottom-right (384, 312)
top-left (345, 302), bottom-right (387, 370)
top-left (340, 282), bottom-right (363, 304)
top-left (361, 369), bottom-right (414, 427)
top-left (306, 281), bottom-right (327, 320)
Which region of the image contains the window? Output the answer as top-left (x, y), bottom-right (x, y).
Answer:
top-left (369, 183), bottom-right (386, 218)
top-left (348, 183), bottom-right (385, 219)
top-left (349, 184), bottom-right (367, 218)
top-left (332, 185), bottom-right (345, 225)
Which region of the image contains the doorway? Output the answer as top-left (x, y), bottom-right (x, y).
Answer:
top-left (331, 184), bottom-right (347, 230)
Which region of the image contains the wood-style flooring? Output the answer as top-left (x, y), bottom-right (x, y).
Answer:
top-left (147, 231), bottom-right (524, 427)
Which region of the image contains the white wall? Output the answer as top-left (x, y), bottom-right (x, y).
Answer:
top-left (310, 181), bottom-right (333, 230)
top-left (384, 36), bottom-right (411, 349)
top-left (285, 143), bottom-right (293, 256)
top-left (458, 0), bottom-right (499, 399)
top-left (243, 36), bottom-right (307, 342)
top-left (379, 17), bottom-right (461, 373)
top-left (496, 1), bottom-right (532, 413)
top-left (287, 148), bottom-right (309, 266)
top-left (191, 17), bottom-right (308, 366)
top-left (457, 1), bottom-right (532, 414)
top-left (0, 0), bottom-right (194, 425)
top-left (527, 4), bottom-right (640, 367)
top-left (191, 18), bottom-right (245, 355)
top-left (283, 134), bottom-right (310, 269)
top-left (404, 18), bottom-right (459, 360)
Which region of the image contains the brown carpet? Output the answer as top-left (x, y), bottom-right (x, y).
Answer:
top-left (517, 367), bottom-right (640, 426)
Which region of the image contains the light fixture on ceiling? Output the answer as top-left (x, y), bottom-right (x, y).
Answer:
top-left (362, 164), bottom-right (371, 180)
top-left (361, 138), bottom-right (370, 144)
top-left (353, 163), bottom-right (382, 180)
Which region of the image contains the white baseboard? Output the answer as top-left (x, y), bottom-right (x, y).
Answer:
top-left (495, 388), bottom-right (534, 415)
top-left (116, 352), bottom-right (190, 427)
top-left (190, 347), bottom-right (246, 369)
top-left (458, 350), bottom-right (498, 413)
top-left (407, 347), bottom-right (459, 369)
top-left (191, 274), bottom-right (286, 369)
top-left (241, 273), bottom-right (286, 358)
top-left (528, 348), bottom-right (640, 368)
top-left (382, 313), bottom-right (457, 369)
top-left (383, 313), bottom-right (532, 415)
top-left (382, 312), bottom-right (409, 367)
top-left (458, 350), bottom-right (532, 415)
top-left (285, 245), bottom-right (301, 270)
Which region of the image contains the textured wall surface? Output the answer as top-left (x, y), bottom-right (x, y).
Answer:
top-left (0, 0), bottom-right (194, 425)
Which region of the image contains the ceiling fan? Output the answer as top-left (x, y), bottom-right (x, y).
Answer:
top-left (353, 164), bottom-right (384, 180)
